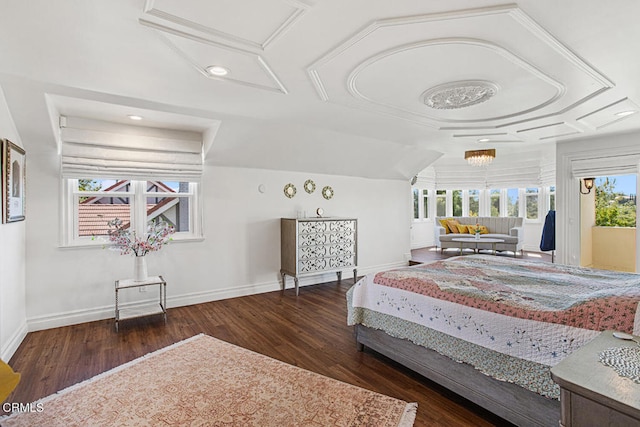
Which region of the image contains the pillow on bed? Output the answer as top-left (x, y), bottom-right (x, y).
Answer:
top-left (457, 224), bottom-right (470, 234)
top-left (438, 218), bottom-right (452, 234)
top-left (446, 219), bottom-right (461, 233)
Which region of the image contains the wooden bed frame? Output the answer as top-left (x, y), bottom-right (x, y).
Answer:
top-left (355, 324), bottom-right (560, 427)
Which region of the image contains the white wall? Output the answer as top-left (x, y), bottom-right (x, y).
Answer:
top-left (0, 85), bottom-right (27, 361)
top-left (25, 155), bottom-right (411, 330)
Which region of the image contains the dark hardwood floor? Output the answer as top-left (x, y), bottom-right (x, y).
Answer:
top-left (3, 249), bottom-right (548, 426)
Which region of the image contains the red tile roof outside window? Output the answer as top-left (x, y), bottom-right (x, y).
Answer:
top-left (77, 180), bottom-right (178, 237)
top-left (78, 205), bottom-right (135, 237)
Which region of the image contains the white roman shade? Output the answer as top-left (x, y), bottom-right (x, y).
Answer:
top-left (571, 154), bottom-right (640, 179)
top-left (434, 159), bottom-right (544, 190)
top-left (60, 117), bottom-right (204, 181)
top-left (434, 167), bottom-right (488, 190)
top-left (539, 158), bottom-right (556, 187)
top-left (413, 167), bottom-right (436, 187)
top-left (485, 161), bottom-right (542, 189)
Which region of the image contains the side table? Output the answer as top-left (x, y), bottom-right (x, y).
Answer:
top-left (551, 330), bottom-right (640, 426)
top-left (115, 275), bottom-right (167, 332)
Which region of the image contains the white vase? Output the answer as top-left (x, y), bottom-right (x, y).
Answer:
top-left (134, 256), bottom-right (148, 282)
top-left (475, 233), bottom-right (480, 240)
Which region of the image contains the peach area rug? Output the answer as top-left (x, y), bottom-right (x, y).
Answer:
top-left (0, 334), bottom-right (416, 426)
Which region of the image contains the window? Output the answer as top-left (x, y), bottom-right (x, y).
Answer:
top-left (422, 190), bottom-right (430, 219)
top-left (412, 188), bottom-right (431, 220)
top-left (422, 187), bottom-right (549, 219)
top-left (145, 181), bottom-right (194, 233)
top-left (549, 186), bottom-right (556, 211)
top-left (63, 178), bottom-right (202, 246)
top-left (525, 188), bottom-right (539, 220)
top-left (452, 190), bottom-right (462, 217)
top-left (468, 190), bottom-right (479, 217)
top-left (595, 175), bottom-right (636, 227)
top-left (436, 190), bottom-right (446, 216)
top-left (507, 188), bottom-right (519, 217)
top-left (490, 189), bottom-right (501, 217)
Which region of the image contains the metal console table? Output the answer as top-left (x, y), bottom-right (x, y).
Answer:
top-left (115, 275), bottom-right (167, 332)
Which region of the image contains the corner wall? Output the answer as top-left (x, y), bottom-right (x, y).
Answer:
top-left (0, 85), bottom-right (27, 361)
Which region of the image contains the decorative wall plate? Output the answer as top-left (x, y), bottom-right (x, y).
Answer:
top-left (283, 183), bottom-right (296, 198)
top-left (304, 179), bottom-right (316, 194)
top-left (322, 186), bottom-right (334, 200)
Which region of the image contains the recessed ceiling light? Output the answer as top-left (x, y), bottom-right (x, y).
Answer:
top-left (477, 138), bottom-right (491, 142)
top-left (615, 110), bottom-right (637, 117)
top-left (206, 65), bottom-right (229, 76)
top-left (127, 115), bottom-right (143, 121)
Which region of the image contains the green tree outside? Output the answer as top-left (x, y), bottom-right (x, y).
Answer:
top-left (595, 177), bottom-right (636, 227)
top-left (436, 190), bottom-right (446, 216)
top-left (490, 190), bottom-right (500, 217)
top-left (507, 188), bottom-right (519, 217)
top-left (78, 179), bottom-right (102, 202)
top-left (468, 189), bottom-right (479, 217)
top-left (452, 190), bottom-right (462, 216)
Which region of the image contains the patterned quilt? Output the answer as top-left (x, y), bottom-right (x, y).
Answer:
top-left (349, 255), bottom-right (640, 367)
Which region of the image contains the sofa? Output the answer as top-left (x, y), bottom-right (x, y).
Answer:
top-left (435, 216), bottom-right (524, 257)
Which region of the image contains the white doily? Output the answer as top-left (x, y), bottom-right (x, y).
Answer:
top-left (599, 346), bottom-right (640, 383)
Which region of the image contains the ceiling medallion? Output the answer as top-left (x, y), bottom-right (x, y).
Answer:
top-left (423, 80), bottom-right (498, 110)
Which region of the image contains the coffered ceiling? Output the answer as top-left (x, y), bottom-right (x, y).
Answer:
top-left (0, 0), bottom-right (638, 180)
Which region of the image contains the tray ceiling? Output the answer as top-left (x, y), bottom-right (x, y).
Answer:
top-left (308, 5), bottom-right (618, 142)
top-left (0, 1), bottom-right (638, 180)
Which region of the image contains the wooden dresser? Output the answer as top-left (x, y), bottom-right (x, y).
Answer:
top-left (551, 330), bottom-right (640, 427)
top-left (280, 217), bottom-right (357, 295)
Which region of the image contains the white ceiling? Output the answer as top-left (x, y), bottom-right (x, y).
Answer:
top-left (0, 0), bottom-right (639, 180)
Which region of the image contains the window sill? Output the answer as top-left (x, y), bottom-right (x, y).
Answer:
top-left (59, 236), bottom-right (205, 250)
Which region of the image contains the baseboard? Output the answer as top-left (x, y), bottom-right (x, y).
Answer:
top-left (1, 321), bottom-right (28, 361)
top-left (168, 280), bottom-right (281, 308)
top-left (411, 240), bottom-right (433, 250)
top-left (357, 261), bottom-right (408, 276)
top-left (26, 262), bottom-right (406, 332)
top-left (28, 304), bottom-right (116, 332)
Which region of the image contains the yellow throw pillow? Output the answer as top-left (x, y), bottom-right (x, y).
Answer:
top-left (0, 359), bottom-right (20, 403)
top-left (446, 219), bottom-right (461, 234)
top-left (438, 218), bottom-right (452, 234)
top-left (478, 225), bottom-right (489, 235)
top-left (456, 224), bottom-right (470, 234)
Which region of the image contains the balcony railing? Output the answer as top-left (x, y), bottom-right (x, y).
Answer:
top-left (591, 226), bottom-right (636, 272)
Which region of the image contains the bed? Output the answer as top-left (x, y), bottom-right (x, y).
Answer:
top-left (347, 255), bottom-right (640, 427)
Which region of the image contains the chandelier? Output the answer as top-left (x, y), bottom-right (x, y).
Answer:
top-left (465, 149), bottom-right (495, 167)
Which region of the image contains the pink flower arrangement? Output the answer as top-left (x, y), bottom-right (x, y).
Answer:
top-left (107, 218), bottom-right (175, 256)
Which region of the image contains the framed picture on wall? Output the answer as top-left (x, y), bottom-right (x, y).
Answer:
top-left (2, 139), bottom-right (26, 223)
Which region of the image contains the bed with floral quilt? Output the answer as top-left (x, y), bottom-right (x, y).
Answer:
top-left (347, 255), bottom-right (640, 427)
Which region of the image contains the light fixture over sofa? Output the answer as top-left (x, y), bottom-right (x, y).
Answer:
top-left (465, 149), bottom-right (495, 167)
